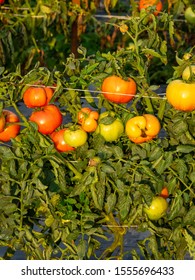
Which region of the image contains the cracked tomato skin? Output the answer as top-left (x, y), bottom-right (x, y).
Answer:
top-left (125, 114), bottom-right (161, 143)
top-left (139, 0), bottom-right (163, 16)
top-left (50, 128), bottom-right (75, 153)
top-left (0, 110), bottom-right (20, 142)
top-left (101, 75), bottom-right (137, 104)
top-left (166, 80), bottom-right (195, 112)
top-left (144, 196), bottom-right (168, 220)
top-left (29, 104), bottom-right (62, 135)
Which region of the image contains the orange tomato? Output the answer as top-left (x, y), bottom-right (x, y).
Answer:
top-left (139, 0), bottom-right (163, 16)
top-left (166, 80), bottom-right (195, 112)
top-left (50, 128), bottom-right (75, 153)
top-left (23, 86), bottom-right (53, 108)
top-left (101, 75), bottom-right (137, 104)
top-left (125, 114), bottom-right (161, 143)
top-left (0, 110), bottom-right (20, 142)
top-left (77, 107), bottom-right (92, 124)
top-left (160, 187), bottom-right (169, 199)
top-left (81, 117), bottom-right (98, 133)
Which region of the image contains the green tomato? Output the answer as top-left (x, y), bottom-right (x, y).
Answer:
top-left (185, 6), bottom-right (195, 25)
top-left (96, 118), bottom-right (124, 142)
top-left (144, 196), bottom-right (168, 221)
top-left (63, 127), bottom-right (87, 148)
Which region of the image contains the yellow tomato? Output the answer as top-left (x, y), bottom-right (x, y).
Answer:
top-left (166, 80), bottom-right (195, 112)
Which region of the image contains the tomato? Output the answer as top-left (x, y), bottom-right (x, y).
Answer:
top-left (144, 196), bottom-right (168, 220)
top-left (166, 80), bottom-right (195, 112)
top-left (50, 128), bottom-right (75, 152)
top-left (63, 127), bottom-right (88, 147)
top-left (29, 104), bottom-right (62, 135)
top-left (78, 107), bottom-right (92, 124)
top-left (0, 110), bottom-right (20, 142)
top-left (95, 112), bottom-right (124, 142)
top-left (101, 75), bottom-right (137, 104)
top-left (0, 114), bottom-right (5, 133)
top-left (139, 0), bottom-right (163, 16)
top-left (184, 6), bottom-right (195, 25)
top-left (23, 86), bottom-right (53, 108)
top-left (81, 117), bottom-right (98, 133)
top-left (125, 114), bottom-right (161, 143)
top-left (182, 65), bottom-right (195, 81)
top-left (0, 0), bottom-right (5, 4)
top-left (160, 187), bottom-right (169, 199)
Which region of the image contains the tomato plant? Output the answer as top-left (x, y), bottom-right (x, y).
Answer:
top-left (0, 1), bottom-right (194, 262)
top-left (29, 104), bottom-right (62, 135)
top-left (95, 112), bottom-right (124, 142)
top-left (166, 80), bottom-right (195, 112)
top-left (101, 75), bottom-right (137, 104)
top-left (50, 128), bottom-right (75, 153)
top-left (139, 0), bottom-right (163, 16)
top-left (144, 196), bottom-right (168, 221)
top-left (63, 126), bottom-right (88, 147)
top-left (0, 110), bottom-right (20, 142)
top-left (23, 86), bottom-right (53, 108)
top-left (125, 114), bottom-right (161, 143)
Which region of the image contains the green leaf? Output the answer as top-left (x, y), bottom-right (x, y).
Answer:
top-left (105, 193), bottom-right (117, 214)
top-left (183, 206), bottom-right (195, 226)
top-left (176, 145), bottom-right (195, 153)
top-left (168, 192), bottom-right (184, 220)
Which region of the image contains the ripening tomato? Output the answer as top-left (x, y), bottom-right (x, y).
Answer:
top-left (95, 112), bottom-right (124, 142)
top-left (182, 65), bottom-right (195, 81)
top-left (101, 75), bottom-right (137, 104)
top-left (81, 117), bottom-right (98, 133)
top-left (23, 86), bottom-right (53, 108)
top-left (0, 114), bottom-right (5, 133)
top-left (160, 187), bottom-right (169, 199)
top-left (0, 110), bottom-right (20, 142)
top-left (139, 0), bottom-right (163, 16)
top-left (125, 114), bottom-right (161, 143)
top-left (166, 80), bottom-right (195, 112)
top-left (50, 128), bottom-right (75, 152)
top-left (144, 196), bottom-right (168, 220)
top-left (77, 107), bottom-right (92, 124)
top-left (29, 104), bottom-right (62, 135)
top-left (63, 127), bottom-right (88, 148)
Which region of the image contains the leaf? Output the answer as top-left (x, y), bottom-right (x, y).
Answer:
top-left (183, 206), bottom-right (195, 226)
top-left (176, 145), bottom-right (195, 153)
top-left (105, 193), bottom-right (117, 214)
top-left (168, 192), bottom-right (184, 220)
top-left (45, 215), bottom-right (55, 227)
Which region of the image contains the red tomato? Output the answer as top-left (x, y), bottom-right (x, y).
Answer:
top-left (50, 128), bottom-right (75, 152)
top-left (23, 86), bottom-right (54, 108)
top-left (0, 110), bottom-right (20, 142)
top-left (29, 105), bottom-right (62, 135)
top-left (101, 75), bottom-right (137, 104)
top-left (0, 0), bottom-right (5, 4)
top-left (160, 187), bottom-right (169, 199)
